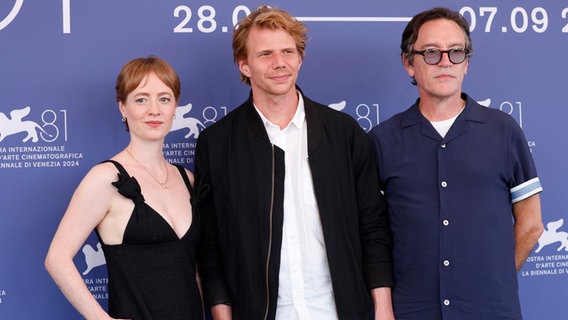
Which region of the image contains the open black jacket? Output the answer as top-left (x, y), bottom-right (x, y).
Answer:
top-left (194, 90), bottom-right (393, 320)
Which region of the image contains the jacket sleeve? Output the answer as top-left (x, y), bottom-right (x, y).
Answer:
top-left (355, 129), bottom-right (393, 289)
top-left (194, 132), bottom-right (232, 307)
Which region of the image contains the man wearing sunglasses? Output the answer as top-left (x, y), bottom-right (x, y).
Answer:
top-left (368, 7), bottom-right (544, 320)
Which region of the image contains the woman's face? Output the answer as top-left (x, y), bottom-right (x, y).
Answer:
top-left (119, 72), bottom-right (177, 142)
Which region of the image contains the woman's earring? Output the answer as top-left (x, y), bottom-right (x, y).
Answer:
top-left (121, 116), bottom-right (126, 122)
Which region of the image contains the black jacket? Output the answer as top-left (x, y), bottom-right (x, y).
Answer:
top-left (195, 90), bottom-right (393, 320)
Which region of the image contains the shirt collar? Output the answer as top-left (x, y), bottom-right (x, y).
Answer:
top-left (254, 91), bottom-right (306, 132)
top-left (401, 92), bottom-right (486, 129)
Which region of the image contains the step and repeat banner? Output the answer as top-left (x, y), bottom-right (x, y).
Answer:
top-left (1, 1), bottom-right (566, 319)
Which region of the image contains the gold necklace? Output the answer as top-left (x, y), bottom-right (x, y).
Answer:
top-left (125, 148), bottom-right (169, 189)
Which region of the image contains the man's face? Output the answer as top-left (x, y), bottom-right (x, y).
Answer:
top-left (238, 27), bottom-right (302, 99)
top-left (404, 19), bottom-right (469, 100)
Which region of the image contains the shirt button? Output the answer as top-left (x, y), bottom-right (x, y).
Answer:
top-left (441, 181), bottom-right (448, 187)
top-left (444, 299), bottom-right (451, 306)
top-left (443, 260), bottom-right (450, 266)
top-left (443, 219), bottom-right (449, 226)
top-left (441, 143), bottom-right (447, 148)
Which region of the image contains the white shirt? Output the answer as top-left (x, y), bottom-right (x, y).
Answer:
top-left (254, 94), bottom-right (338, 320)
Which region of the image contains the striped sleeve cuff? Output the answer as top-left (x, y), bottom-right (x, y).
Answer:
top-left (510, 177), bottom-right (543, 203)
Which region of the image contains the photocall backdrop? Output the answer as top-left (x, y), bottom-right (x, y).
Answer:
top-left (1, 1), bottom-right (566, 319)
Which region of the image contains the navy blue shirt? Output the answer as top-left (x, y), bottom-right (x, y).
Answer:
top-left (369, 94), bottom-right (542, 320)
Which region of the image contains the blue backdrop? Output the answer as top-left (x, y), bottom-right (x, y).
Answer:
top-left (1, 1), bottom-right (566, 319)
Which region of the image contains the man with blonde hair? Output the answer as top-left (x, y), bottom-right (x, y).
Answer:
top-left (196, 5), bottom-right (394, 320)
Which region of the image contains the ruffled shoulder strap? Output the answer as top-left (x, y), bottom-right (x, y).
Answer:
top-left (100, 160), bottom-right (145, 203)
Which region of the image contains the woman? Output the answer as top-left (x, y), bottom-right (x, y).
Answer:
top-left (45, 56), bottom-right (203, 319)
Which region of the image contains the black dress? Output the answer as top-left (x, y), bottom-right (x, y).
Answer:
top-left (95, 160), bottom-right (203, 320)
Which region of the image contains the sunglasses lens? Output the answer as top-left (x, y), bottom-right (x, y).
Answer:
top-left (424, 51), bottom-right (441, 65)
top-left (449, 49), bottom-right (466, 64)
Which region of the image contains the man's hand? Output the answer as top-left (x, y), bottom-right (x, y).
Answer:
top-left (211, 304), bottom-right (232, 320)
top-left (371, 287), bottom-right (395, 320)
